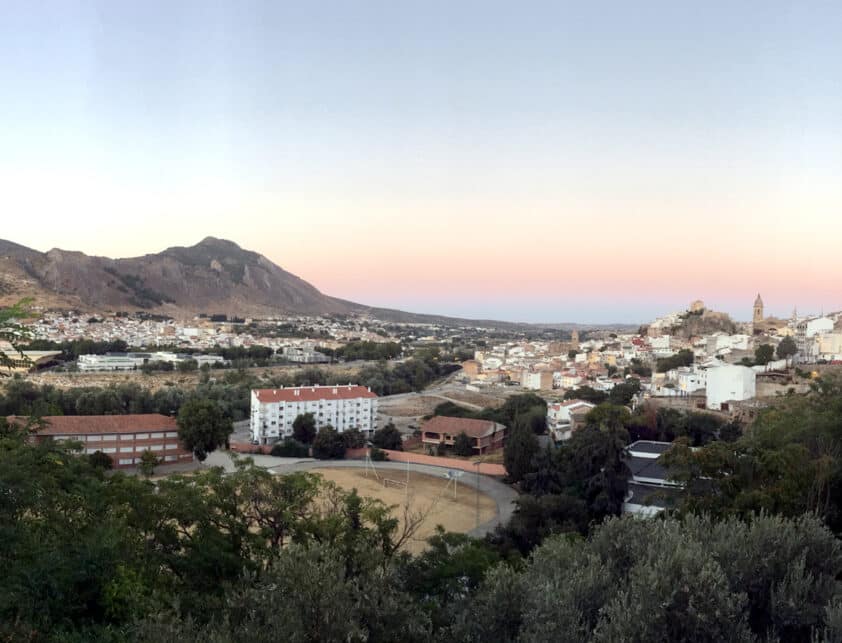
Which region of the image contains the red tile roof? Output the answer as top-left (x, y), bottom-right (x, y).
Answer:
top-left (254, 385), bottom-right (377, 403)
top-left (8, 414), bottom-right (178, 436)
top-left (422, 416), bottom-right (501, 439)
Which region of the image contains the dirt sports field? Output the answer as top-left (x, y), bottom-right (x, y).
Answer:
top-left (310, 467), bottom-right (496, 553)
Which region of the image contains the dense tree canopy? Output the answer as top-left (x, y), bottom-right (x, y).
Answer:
top-left (371, 422), bottom-right (403, 450)
top-left (176, 398), bottom-right (233, 461)
top-left (291, 412), bottom-right (317, 444)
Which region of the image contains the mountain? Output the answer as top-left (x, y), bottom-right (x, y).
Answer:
top-left (0, 237), bottom-right (637, 330)
top-left (0, 237), bottom-right (353, 317)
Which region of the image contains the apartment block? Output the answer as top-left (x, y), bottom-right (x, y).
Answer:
top-left (250, 385), bottom-right (378, 444)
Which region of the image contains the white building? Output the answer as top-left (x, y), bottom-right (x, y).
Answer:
top-left (806, 317), bottom-right (834, 338)
top-left (673, 367), bottom-right (706, 393)
top-left (250, 385), bottom-right (378, 444)
top-left (546, 400), bottom-right (595, 441)
top-left (706, 364), bottom-right (756, 410)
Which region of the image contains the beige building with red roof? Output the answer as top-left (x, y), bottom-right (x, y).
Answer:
top-left (9, 414), bottom-right (193, 469)
top-left (250, 384), bottom-right (378, 444)
top-left (421, 416), bottom-right (506, 454)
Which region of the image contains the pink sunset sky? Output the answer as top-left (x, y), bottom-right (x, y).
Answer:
top-left (2, 2), bottom-right (841, 323)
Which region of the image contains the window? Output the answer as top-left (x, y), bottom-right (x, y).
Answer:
top-left (102, 447), bottom-right (116, 454)
top-left (135, 433), bottom-right (149, 440)
top-left (120, 447), bottom-right (134, 453)
top-left (165, 455), bottom-right (177, 462)
top-left (165, 431), bottom-right (178, 438)
top-left (87, 435), bottom-right (102, 442)
top-left (102, 434), bottom-right (117, 441)
top-left (120, 434), bottom-right (134, 440)
top-left (165, 443), bottom-right (178, 450)
top-left (151, 432), bottom-right (164, 438)
top-left (150, 444), bottom-right (164, 451)
top-left (119, 458), bottom-right (133, 466)
top-left (85, 448), bottom-right (98, 454)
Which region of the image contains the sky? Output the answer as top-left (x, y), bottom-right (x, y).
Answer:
top-left (1, 1), bottom-right (841, 324)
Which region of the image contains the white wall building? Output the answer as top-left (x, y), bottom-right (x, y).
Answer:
top-left (250, 385), bottom-right (378, 444)
top-left (806, 317), bottom-right (834, 338)
top-left (706, 364), bottom-right (756, 410)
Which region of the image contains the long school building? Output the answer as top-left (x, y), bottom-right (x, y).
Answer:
top-left (250, 385), bottom-right (378, 444)
top-left (8, 414), bottom-right (194, 469)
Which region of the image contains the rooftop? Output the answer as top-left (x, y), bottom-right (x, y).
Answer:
top-left (254, 385), bottom-right (377, 403)
top-left (9, 414), bottom-right (178, 436)
top-left (628, 440), bottom-right (672, 456)
top-left (422, 415), bottom-right (501, 439)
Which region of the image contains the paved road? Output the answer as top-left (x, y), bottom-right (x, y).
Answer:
top-left (204, 451), bottom-right (517, 538)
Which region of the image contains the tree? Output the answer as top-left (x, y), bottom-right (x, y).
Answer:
top-left (777, 336), bottom-right (798, 360)
top-left (755, 343), bottom-right (775, 365)
top-left (292, 412), bottom-right (317, 444)
top-left (608, 378), bottom-right (640, 405)
top-left (453, 432), bottom-right (474, 456)
top-left (564, 386), bottom-right (607, 404)
top-left (138, 450), bottom-right (159, 477)
top-left (88, 450), bottom-right (113, 470)
top-left (372, 422), bottom-right (403, 450)
top-left (656, 349), bottom-right (694, 373)
top-left (176, 397), bottom-right (233, 462)
top-left (312, 425), bottom-right (346, 459)
top-left (342, 427), bottom-right (366, 449)
top-left (504, 423), bottom-right (539, 483)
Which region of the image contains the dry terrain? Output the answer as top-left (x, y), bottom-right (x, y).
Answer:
top-left (310, 467), bottom-right (496, 553)
top-left (18, 363), bottom-right (365, 392)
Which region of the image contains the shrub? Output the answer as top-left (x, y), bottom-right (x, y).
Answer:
top-left (370, 447), bottom-right (389, 461)
top-left (312, 426), bottom-right (346, 460)
top-left (270, 439), bottom-right (310, 458)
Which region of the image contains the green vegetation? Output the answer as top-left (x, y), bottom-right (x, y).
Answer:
top-left (434, 393), bottom-right (548, 436)
top-left (563, 385), bottom-right (607, 404)
top-left (371, 421), bottom-right (403, 450)
top-left (755, 343), bottom-right (775, 365)
top-left (663, 374), bottom-right (842, 533)
top-left (335, 340), bottom-right (402, 361)
top-left (269, 438), bottom-right (310, 457)
top-left (655, 348), bottom-right (694, 372)
top-left (778, 335), bottom-right (798, 360)
top-left (176, 398), bottom-right (233, 461)
top-left (137, 450), bottom-right (160, 477)
top-left (452, 431), bottom-right (474, 456)
top-left (3, 381), bottom-right (842, 641)
top-left (311, 425), bottom-right (346, 459)
top-left (291, 412), bottom-right (317, 444)
top-left (353, 348), bottom-right (461, 395)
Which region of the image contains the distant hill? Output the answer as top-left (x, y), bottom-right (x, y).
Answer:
top-left (0, 237), bottom-right (355, 317)
top-left (666, 309), bottom-right (738, 339)
top-left (0, 237), bottom-right (633, 330)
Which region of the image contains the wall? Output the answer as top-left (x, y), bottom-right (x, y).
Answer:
top-left (346, 447), bottom-right (506, 477)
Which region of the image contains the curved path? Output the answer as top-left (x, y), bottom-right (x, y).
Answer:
top-left (205, 451), bottom-right (517, 537)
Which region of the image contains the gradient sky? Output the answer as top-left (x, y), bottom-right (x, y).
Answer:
top-left (2, 1), bottom-right (841, 323)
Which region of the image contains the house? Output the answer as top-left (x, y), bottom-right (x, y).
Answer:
top-left (623, 440), bottom-right (683, 516)
top-left (250, 385), bottom-right (378, 445)
top-left (706, 364), bottom-right (756, 410)
top-left (421, 416), bottom-right (506, 454)
top-left (521, 369), bottom-right (554, 390)
top-left (546, 399), bottom-right (595, 441)
top-left (8, 414), bottom-right (193, 469)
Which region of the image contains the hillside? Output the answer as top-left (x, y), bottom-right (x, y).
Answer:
top-left (0, 237), bottom-right (352, 317)
top-left (0, 237), bottom-right (633, 330)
